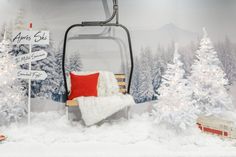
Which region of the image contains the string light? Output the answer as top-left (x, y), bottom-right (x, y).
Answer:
top-left (0, 31), bottom-right (26, 124)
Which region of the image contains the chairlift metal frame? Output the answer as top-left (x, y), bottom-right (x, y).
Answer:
top-left (62, 0), bottom-right (134, 102)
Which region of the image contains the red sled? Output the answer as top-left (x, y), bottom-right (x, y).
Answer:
top-left (0, 134), bottom-right (6, 142)
top-left (197, 116), bottom-right (236, 139)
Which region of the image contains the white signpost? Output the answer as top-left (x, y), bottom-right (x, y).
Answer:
top-left (15, 50), bottom-right (48, 65)
top-left (12, 25), bottom-right (49, 124)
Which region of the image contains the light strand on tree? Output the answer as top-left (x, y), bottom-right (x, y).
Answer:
top-left (189, 28), bottom-right (233, 115)
top-left (153, 43), bottom-right (198, 131)
top-left (0, 28), bottom-right (26, 125)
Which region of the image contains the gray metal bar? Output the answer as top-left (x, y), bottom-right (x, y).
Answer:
top-left (82, 0), bottom-right (118, 25)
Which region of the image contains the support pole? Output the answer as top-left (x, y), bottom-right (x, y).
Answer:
top-left (28, 22), bottom-right (32, 125)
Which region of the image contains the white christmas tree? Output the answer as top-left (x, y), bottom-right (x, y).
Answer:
top-left (189, 28), bottom-right (233, 115)
top-left (0, 30), bottom-right (11, 55)
top-left (0, 30), bottom-right (26, 125)
top-left (153, 44), bottom-right (198, 130)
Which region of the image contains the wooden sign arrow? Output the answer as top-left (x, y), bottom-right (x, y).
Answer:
top-left (16, 69), bottom-right (47, 80)
top-left (15, 50), bottom-right (48, 65)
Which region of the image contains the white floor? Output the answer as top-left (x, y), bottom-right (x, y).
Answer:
top-left (1, 141), bottom-right (236, 157)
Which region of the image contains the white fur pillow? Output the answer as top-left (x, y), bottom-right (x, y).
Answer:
top-left (100, 71), bottom-right (120, 96)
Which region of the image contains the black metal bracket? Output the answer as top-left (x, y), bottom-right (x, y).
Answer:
top-left (82, 0), bottom-right (118, 26)
top-left (62, 0), bottom-right (134, 101)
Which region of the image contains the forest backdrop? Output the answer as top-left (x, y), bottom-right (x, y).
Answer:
top-left (0, 0), bottom-right (236, 103)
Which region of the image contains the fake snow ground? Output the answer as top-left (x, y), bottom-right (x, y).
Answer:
top-left (1, 109), bottom-right (236, 156)
top-left (1, 99), bottom-right (236, 157)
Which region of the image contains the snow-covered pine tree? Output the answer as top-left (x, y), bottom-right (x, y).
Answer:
top-left (10, 9), bottom-right (29, 95)
top-left (216, 37), bottom-right (236, 84)
top-left (53, 45), bottom-right (69, 102)
top-left (131, 48), bottom-right (162, 103)
top-left (179, 41), bottom-right (198, 75)
top-left (153, 44), bottom-right (198, 130)
top-left (11, 8), bottom-right (28, 57)
top-left (31, 35), bottom-right (59, 99)
top-left (0, 23), bottom-right (7, 41)
top-left (151, 53), bottom-right (162, 99)
top-left (156, 43), bottom-right (175, 76)
top-left (189, 28), bottom-right (233, 115)
top-left (131, 57), bottom-right (142, 103)
top-left (0, 31), bottom-right (11, 55)
top-left (67, 52), bottom-right (83, 72)
top-left (0, 31), bottom-right (26, 125)
top-left (139, 47), bottom-right (155, 102)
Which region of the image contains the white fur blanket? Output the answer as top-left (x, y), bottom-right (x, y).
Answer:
top-left (76, 94), bottom-right (135, 126)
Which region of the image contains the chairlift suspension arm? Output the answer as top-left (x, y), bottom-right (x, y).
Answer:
top-left (82, 0), bottom-right (118, 26)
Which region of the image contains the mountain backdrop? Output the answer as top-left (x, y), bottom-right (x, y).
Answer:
top-left (131, 23), bottom-right (199, 52)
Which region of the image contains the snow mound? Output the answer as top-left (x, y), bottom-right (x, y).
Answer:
top-left (0, 109), bottom-right (236, 156)
top-left (1, 112), bottom-right (152, 144)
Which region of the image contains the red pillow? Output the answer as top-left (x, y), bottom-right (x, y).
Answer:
top-left (68, 72), bottom-right (99, 100)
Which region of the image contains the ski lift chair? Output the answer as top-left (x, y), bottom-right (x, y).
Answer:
top-left (62, 0), bottom-right (134, 123)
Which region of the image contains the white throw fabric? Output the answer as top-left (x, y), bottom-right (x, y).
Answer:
top-left (77, 94), bottom-right (135, 126)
